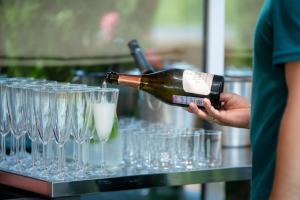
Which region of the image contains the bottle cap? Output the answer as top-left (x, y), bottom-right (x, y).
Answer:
top-left (128, 39), bottom-right (139, 50)
top-left (105, 72), bottom-right (119, 83)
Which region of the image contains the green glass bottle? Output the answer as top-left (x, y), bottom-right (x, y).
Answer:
top-left (106, 68), bottom-right (224, 109)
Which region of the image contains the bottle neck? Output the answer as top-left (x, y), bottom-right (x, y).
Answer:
top-left (118, 74), bottom-right (141, 89)
top-left (128, 39), bottom-right (155, 74)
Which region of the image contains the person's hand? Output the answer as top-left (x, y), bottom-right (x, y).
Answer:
top-left (187, 93), bottom-right (251, 129)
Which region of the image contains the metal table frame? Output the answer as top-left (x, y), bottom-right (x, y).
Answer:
top-left (0, 147), bottom-right (251, 198)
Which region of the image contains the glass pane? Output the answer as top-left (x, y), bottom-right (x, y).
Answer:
top-left (151, 0), bottom-right (204, 69)
top-left (0, 0), bottom-right (204, 70)
top-left (225, 0), bottom-right (264, 68)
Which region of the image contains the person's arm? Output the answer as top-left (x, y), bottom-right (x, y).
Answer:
top-left (187, 93), bottom-right (251, 129)
top-left (269, 61), bottom-right (300, 200)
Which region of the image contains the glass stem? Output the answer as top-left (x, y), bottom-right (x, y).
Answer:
top-left (16, 137), bottom-right (20, 165)
top-left (100, 142), bottom-right (105, 170)
top-left (73, 139), bottom-right (77, 164)
top-left (32, 140), bottom-right (37, 167)
top-left (58, 145), bottom-right (64, 174)
top-left (84, 141), bottom-right (89, 171)
top-left (47, 141), bottom-right (51, 165)
top-left (1, 135), bottom-right (6, 161)
top-left (77, 143), bottom-right (83, 170)
top-left (21, 135), bottom-right (25, 158)
top-left (10, 134), bottom-right (15, 156)
top-left (42, 144), bottom-right (47, 171)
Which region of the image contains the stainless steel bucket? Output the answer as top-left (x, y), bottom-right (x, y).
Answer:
top-left (221, 71), bottom-right (252, 147)
top-left (138, 91), bottom-right (199, 128)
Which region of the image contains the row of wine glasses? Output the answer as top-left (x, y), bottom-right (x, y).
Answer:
top-left (0, 77), bottom-right (119, 181)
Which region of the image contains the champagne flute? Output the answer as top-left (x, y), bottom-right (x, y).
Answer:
top-left (20, 80), bottom-right (56, 162)
top-left (33, 86), bottom-right (52, 177)
top-left (23, 83), bottom-right (50, 174)
top-left (0, 79), bottom-right (10, 167)
top-left (6, 83), bottom-right (27, 171)
top-left (89, 88), bottom-right (119, 176)
top-left (4, 78), bottom-right (30, 164)
top-left (71, 88), bottom-right (96, 177)
top-left (50, 87), bottom-right (74, 180)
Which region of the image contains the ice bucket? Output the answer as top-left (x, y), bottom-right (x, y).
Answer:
top-left (221, 69), bottom-right (252, 147)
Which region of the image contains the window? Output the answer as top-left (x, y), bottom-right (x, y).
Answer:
top-left (225, 0), bottom-right (264, 68)
top-left (0, 0), bottom-right (204, 75)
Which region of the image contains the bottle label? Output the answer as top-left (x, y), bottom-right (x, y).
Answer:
top-left (182, 70), bottom-right (213, 95)
top-left (172, 95), bottom-right (204, 106)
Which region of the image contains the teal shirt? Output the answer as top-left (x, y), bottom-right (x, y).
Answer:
top-left (251, 0), bottom-right (300, 199)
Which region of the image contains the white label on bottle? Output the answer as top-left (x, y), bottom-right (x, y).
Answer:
top-left (172, 95), bottom-right (204, 106)
top-left (182, 70), bottom-right (213, 95)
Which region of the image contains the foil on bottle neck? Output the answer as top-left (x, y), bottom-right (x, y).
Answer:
top-left (118, 75), bottom-right (141, 89)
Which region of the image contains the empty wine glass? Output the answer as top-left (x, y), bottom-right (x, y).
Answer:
top-left (5, 78), bottom-right (35, 161)
top-left (0, 79), bottom-right (10, 167)
top-left (71, 88), bottom-right (96, 177)
top-left (89, 88), bottom-right (119, 176)
top-left (6, 83), bottom-right (27, 171)
top-left (20, 80), bottom-right (56, 161)
top-left (33, 86), bottom-right (53, 177)
top-left (23, 84), bottom-right (43, 173)
top-left (50, 87), bottom-right (73, 180)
